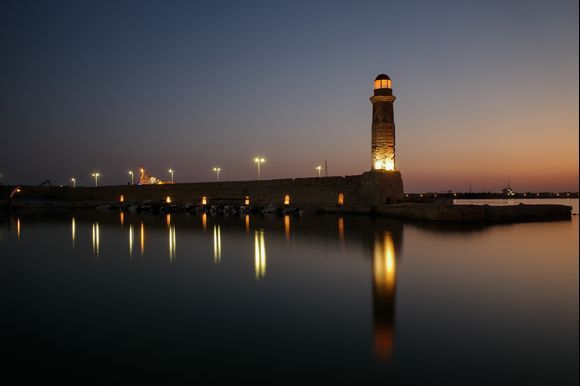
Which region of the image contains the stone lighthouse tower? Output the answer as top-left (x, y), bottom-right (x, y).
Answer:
top-left (370, 74), bottom-right (396, 171)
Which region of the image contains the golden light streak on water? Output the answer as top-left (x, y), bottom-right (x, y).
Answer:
top-left (213, 225), bottom-right (222, 263)
top-left (202, 213), bottom-right (207, 232)
top-left (166, 214), bottom-right (171, 227)
top-left (92, 222), bottom-right (100, 257)
top-left (120, 211), bottom-right (124, 226)
top-left (254, 229), bottom-right (266, 279)
top-left (129, 224), bottom-right (134, 258)
top-left (245, 214), bottom-right (250, 233)
top-left (373, 232), bottom-right (396, 294)
top-left (284, 215), bottom-right (291, 241)
top-left (338, 217), bottom-right (345, 241)
top-left (169, 225), bottom-right (176, 261)
top-left (71, 217), bottom-right (76, 247)
top-left (140, 222), bottom-right (145, 256)
top-left (372, 231), bottom-right (397, 362)
top-left (16, 218), bottom-right (21, 240)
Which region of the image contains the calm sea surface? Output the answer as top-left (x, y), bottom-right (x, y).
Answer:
top-left (1, 199), bottom-right (578, 385)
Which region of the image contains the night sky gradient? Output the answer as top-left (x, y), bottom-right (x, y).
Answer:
top-left (1, 0), bottom-right (578, 192)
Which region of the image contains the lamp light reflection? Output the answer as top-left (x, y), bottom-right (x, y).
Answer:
top-left (213, 225), bottom-right (222, 263)
top-left (140, 222), bottom-right (145, 255)
top-left (16, 218), bottom-right (21, 240)
top-left (71, 217), bottom-right (76, 247)
top-left (254, 229), bottom-right (266, 279)
top-left (128, 224), bottom-right (134, 258)
top-left (245, 214), bottom-right (250, 233)
top-left (338, 217), bottom-right (345, 241)
top-left (372, 231), bottom-right (397, 362)
top-left (169, 225), bottom-right (176, 261)
top-left (92, 222), bottom-right (100, 257)
top-left (284, 215), bottom-right (290, 241)
top-left (120, 211), bottom-right (124, 226)
top-left (202, 213), bottom-right (207, 231)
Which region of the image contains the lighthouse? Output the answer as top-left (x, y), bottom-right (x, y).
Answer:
top-left (370, 74), bottom-right (396, 171)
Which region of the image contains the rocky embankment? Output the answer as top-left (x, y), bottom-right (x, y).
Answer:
top-left (375, 203), bottom-right (572, 223)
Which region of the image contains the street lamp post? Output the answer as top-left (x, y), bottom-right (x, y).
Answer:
top-left (71, 178), bottom-right (76, 188)
top-left (128, 170), bottom-right (134, 184)
top-left (168, 169), bottom-right (174, 183)
top-left (91, 172), bottom-right (100, 187)
top-left (213, 167), bottom-right (221, 182)
top-left (254, 157), bottom-right (265, 180)
top-left (315, 166), bottom-right (322, 178)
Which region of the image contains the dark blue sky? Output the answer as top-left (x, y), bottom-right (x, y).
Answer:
top-left (1, 0), bottom-right (578, 191)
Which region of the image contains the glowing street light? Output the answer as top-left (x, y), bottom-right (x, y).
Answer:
top-left (71, 178), bottom-right (76, 188)
top-left (91, 172), bottom-right (100, 187)
top-left (168, 169), bottom-right (174, 183)
top-left (315, 165), bottom-right (322, 178)
top-left (9, 187), bottom-right (21, 199)
top-left (254, 157), bottom-right (266, 180)
top-left (128, 170), bottom-right (134, 184)
top-left (213, 167), bottom-right (221, 182)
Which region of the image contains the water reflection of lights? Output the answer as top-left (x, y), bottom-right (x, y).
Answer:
top-left (337, 217), bottom-right (345, 241)
top-left (213, 225), bottom-right (222, 263)
top-left (245, 214), bottom-right (250, 233)
top-left (129, 224), bottom-right (134, 257)
top-left (202, 213), bottom-right (207, 232)
top-left (284, 215), bottom-right (291, 241)
top-left (92, 222), bottom-right (100, 257)
top-left (372, 231), bottom-right (397, 363)
top-left (254, 229), bottom-right (266, 279)
top-left (166, 214), bottom-right (171, 227)
top-left (140, 222), bottom-right (145, 255)
top-left (169, 225), bottom-right (176, 261)
top-left (16, 218), bottom-right (21, 240)
top-left (120, 211), bottom-right (124, 226)
top-left (373, 232), bottom-right (396, 295)
top-left (71, 217), bottom-right (76, 247)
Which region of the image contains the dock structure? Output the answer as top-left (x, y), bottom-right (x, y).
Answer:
top-left (0, 73), bottom-right (573, 223)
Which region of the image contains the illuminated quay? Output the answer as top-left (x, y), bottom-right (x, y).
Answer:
top-left (1, 75), bottom-right (572, 222)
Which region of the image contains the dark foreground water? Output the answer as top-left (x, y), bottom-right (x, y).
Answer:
top-left (0, 199), bottom-right (578, 385)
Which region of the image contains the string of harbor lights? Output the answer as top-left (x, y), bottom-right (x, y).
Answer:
top-left (66, 157), bottom-right (327, 187)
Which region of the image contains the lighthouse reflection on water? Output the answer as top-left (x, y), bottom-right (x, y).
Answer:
top-left (60, 213), bottom-right (401, 361)
top-left (371, 223), bottom-right (402, 363)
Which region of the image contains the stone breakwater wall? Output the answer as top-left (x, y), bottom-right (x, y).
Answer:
top-left (4, 171), bottom-right (405, 211)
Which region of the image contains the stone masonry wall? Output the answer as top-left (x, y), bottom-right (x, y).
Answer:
top-left (7, 171), bottom-right (405, 211)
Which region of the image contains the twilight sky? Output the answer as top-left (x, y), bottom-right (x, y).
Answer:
top-left (0, 0), bottom-right (578, 192)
